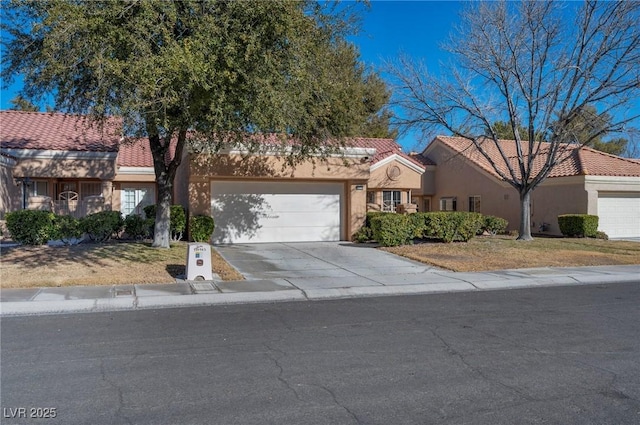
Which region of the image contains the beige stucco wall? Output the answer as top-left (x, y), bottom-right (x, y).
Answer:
top-left (368, 160), bottom-right (423, 190)
top-left (187, 153), bottom-right (370, 240)
top-left (0, 159), bottom-right (20, 215)
top-left (584, 176), bottom-right (640, 215)
top-left (530, 177), bottom-right (588, 235)
top-left (13, 158), bottom-right (116, 180)
top-left (428, 143), bottom-right (521, 230)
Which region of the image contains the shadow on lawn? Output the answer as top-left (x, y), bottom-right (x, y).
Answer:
top-left (0, 240), bottom-right (186, 269)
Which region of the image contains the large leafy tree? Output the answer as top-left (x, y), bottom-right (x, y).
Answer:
top-left (2, 0), bottom-right (391, 247)
top-left (390, 0), bottom-right (640, 240)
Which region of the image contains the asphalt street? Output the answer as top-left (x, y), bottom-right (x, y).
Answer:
top-left (2, 282), bottom-right (639, 425)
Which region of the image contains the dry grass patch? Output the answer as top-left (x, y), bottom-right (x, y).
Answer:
top-left (383, 236), bottom-right (640, 272)
top-left (0, 241), bottom-right (244, 289)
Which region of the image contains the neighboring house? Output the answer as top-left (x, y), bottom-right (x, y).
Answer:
top-left (2, 111), bottom-right (639, 242)
top-left (421, 136), bottom-right (640, 239)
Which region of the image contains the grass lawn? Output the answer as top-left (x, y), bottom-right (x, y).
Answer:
top-left (383, 235), bottom-right (640, 272)
top-left (0, 240), bottom-right (244, 289)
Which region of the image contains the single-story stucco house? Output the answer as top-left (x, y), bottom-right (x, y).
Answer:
top-left (2, 110), bottom-right (639, 242)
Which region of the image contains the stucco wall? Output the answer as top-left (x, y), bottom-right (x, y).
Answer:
top-left (13, 158), bottom-right (116, 180)
top-left (530, 178), bottom-right (588, 235)
top-left (0, 159), bottom-right (20, 215)
top-left (187, 153), bottom-right (370, 241)
top-left (368, 159), bottom-right (423, 190)
top-left (428, 143), bottom-right (521, 230)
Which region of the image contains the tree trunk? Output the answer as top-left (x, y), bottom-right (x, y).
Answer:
top-left (152, 178), bottom-right (173, 248)
top-left (517, 190), bottom-right (533, 241)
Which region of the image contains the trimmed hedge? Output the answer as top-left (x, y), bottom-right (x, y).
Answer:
top-left (482, 215), bottom-right (509, 235)
top-left (81, 211), bottom-right (124, 242)
top-left (558, 214), bottom-right (599, 238)
top-left (370, 213), bottom-right (413, 247)
top-left (5, 210), bottom-right (56, 245)
top-left (124, 214), bottom-right (152, 240)
top-left (53, 215), bottom-right (83, 245)
top-left (143, 204), bottom-right (187, 241)
top-left (412, 212), bottom-right (484, 243)
top-left (190, 215), bottom-right (215, 242)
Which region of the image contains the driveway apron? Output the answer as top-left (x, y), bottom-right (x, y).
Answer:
top-left (214, 242), bottom-right (441, 289)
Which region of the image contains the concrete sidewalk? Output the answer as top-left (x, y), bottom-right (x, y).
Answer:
top-left (2, 264), bottom-right (639, 317)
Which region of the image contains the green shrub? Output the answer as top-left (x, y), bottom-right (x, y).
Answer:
top-left (124, 214), bottom-right (152, 240)
top-left (5, 210), bottom-right (56, 245)
top-left (558, 214), bottom-right (599, 238)
top-left (81, 211), bottom-right (124, 242)
top-left (413, 212), bottom-right (484, 243)
top-left (190, 215), bottom-right (215, 242)
top-left (52, 215), bottom-right (83, 245)
top-left (144, 204), bottom-right (187, 241)
top-left (482, 215), bottom-right (509, 235)
top-left (352, 226), bottom-right (373, 243)
top-left (595, 231), bottom-right (609, 240)
top-left (370, 213), bottom-right (413, 247)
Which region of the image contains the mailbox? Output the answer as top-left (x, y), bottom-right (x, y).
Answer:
top-left (185, 243), bottom-right (213, 281)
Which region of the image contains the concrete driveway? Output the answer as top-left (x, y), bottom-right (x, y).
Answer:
top-left (215, 242), bottom-right (438, 290)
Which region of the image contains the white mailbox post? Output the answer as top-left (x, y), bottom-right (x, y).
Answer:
top-left (185, 243), bottom-right (213, 281)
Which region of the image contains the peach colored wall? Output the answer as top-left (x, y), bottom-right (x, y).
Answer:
top-left (112, 173), bottom-right (155, 183)
top-left (428, 143), bottom-right (522, 231)
top-left (0, 161), bottom-right (20, 214)
top-left (190, 153), bottom-right (370, 181)
top-left (188, 153), bottom-right (370, 241)
top-left (368, 160), bottom-right (422, 189)
top-left (13, 158), bottom-right (116, 180)
top-left (349, 181), bottom-right (368, 238)
top-left (530, 178), bottom-right (587, 235)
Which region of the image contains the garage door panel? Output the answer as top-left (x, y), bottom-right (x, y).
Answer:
top-left (211, 181), bottom-right (343, 243)
top-left (597, 192), bottom-right (640, 238)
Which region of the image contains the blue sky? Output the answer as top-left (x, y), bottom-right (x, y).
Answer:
top-left (2, 1), bottom-right (637, 153)
top-left (0, 0), bottom-right (463, 152)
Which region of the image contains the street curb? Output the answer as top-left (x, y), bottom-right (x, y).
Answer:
top-left (1, 274), bottom-right (638, 317)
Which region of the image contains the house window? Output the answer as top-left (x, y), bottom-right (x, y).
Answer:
top-left (382, 190), bottom-right (402, 212)
top-left (122, 187), bottom-right (155, 217)
top-left (440, 197), bottom-right (457, 211)
top-left (367, 191), bottom-right (376, 204)
top-left (80, 182), bottom-right (103, 200)
top-left (469, 196), bottom-right (481, 213)
top-left (30, 181), bottom-right (49, 197)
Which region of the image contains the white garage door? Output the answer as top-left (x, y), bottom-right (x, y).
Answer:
top-left (210, 181), bottom-right (343, 243)
top-left (597, 192), bottom-right (640, 238)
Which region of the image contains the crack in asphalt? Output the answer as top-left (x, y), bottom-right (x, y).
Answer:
top-left (430, 326), bottom-right (537, 402)
top-left (99, 358), bottom-right (133, 425)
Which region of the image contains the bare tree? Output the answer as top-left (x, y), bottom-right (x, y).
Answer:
top-left (389, 0), bottom-right (640, 240)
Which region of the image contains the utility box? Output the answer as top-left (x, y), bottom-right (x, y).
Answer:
top-left (186, 243), bottom-right (213, 281)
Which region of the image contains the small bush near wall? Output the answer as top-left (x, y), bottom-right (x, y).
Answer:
top-left (124, 214), bottom-right (152, 240)
top-left (53, 215), bottom-right (83, 245)
top-left (370, 213), bottom-right (413, 247)
top-left (190, 215), bottom-right (215, 242)
top-left (5, 210), bottom-right (56, 245)
top-left (413, 212), bottom-right (484, 243)
top-left (81, 211), bottom-right (124, 242)
top-left (143, 204), bottom-right (187, 241)
top-left (482, 215), bottom-right (509, 235)
top-left (558, 214), bottom-right (599, 238)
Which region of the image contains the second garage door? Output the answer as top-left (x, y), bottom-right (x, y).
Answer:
top-left (210, 181), bottom-right (344, 243)
top-left (597, 192), bottom-right (640, 238)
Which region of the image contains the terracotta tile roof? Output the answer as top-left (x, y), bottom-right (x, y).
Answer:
top-left (433, 135), bottom-right (640, 179)
top-left (348, 137), bottom-right (429, 169)
top-left (117, 138), bottom-right (154, 167)
top-left (0, 110), bottom-right (121, 152)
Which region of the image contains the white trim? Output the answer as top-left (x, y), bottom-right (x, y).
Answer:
top-left (370, 153), bottom-right (426, 174)
top-left (117, 166), bottom-right (155, 175)
top-left (1, 148), bottom-right (117, 160)
top-left (585, 175), bottom-right (640, 186)
top-left (0, 155), bottom-right (17, 167)
top-left (216, 144), bottom-right (376, 159)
